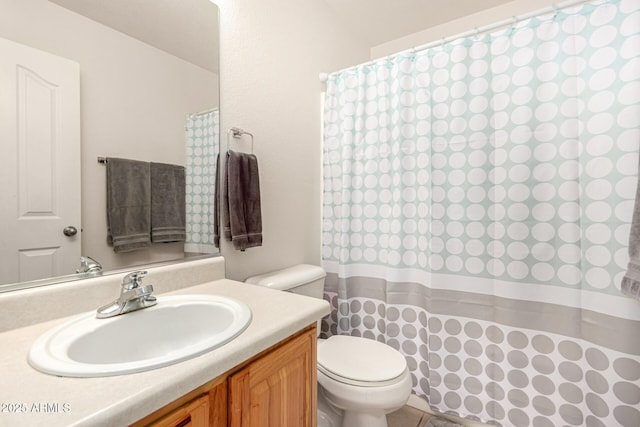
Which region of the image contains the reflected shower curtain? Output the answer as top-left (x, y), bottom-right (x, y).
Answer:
top-left (185, 108), bottom-right (219, 254)
top-left (321, 1), bottom-right (640, 426)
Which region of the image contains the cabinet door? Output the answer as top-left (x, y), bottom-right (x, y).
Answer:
top-left (229, 328), bottom-right (317, 427)
top-left (148, 394), bottom-right (209, 427)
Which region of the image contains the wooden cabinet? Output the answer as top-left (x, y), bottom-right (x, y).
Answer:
top-left (229, 325), bottom-right (316, 427)
top-left (134, 378), bottom-right (227, 427)
top-left (132, 326), bottom-right (316, 427)
top-left (148, 394), bottom-right (209, 427)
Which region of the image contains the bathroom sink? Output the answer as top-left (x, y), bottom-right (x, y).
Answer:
top-left (28, 295), bottom-right (252, 377)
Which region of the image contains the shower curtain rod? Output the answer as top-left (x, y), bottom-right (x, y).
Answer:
top-left (187, 107), bottom-right (218, 117)
top-left (319, 0), bottom-right (598, 82)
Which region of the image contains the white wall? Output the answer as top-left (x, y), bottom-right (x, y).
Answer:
top-left (214, 0), bottom-right (569, 281)
top-left (0, 0), bottom-right (218, 272)
top-left (371, 0), bottom-right (557, 59)
top-left (214, 0), bottom-right (370, 280)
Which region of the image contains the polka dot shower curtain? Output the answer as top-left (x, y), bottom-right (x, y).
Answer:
top-left (185, 108), bottom-right (219, 254)
top-left (321, 0), bottom-right (640, 426)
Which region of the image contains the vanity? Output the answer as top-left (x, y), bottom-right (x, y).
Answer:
top-left (134, 326), bottom-right (317, 427)
top-left (0, 257), bottom-right (330, 426)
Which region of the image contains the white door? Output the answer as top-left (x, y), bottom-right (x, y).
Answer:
top-left (0, 37), bottom-right (81, 285)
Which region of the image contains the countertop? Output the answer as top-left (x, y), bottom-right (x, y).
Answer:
top-left (0, 279), bottom-right (330, 426)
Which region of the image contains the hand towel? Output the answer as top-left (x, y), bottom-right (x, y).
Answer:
top-left (621, 156), bottom-right (640, 301)
top-left (223, 150), bottom-right (262, 251)
top-left (106, 157), bottom-right (151, 253)
top-left (150, 162), bottom-right (186, 243)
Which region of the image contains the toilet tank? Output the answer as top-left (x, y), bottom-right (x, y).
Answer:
top-left (245, 264), bottom-right (326, 299)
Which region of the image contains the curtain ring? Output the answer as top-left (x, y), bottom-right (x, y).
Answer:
top-left (509, 16), bottom-right (518, 34)
top-left (409, 48), bottom-right (417, 62)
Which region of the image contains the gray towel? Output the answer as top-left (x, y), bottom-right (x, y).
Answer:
top-left (213, 153), bottom-right (221, 248)
top-left (622, 156), bottom-right (640, 301)
top-left (106, 158), bottom-right (151, 253)
top-left (150, 162), bottom-right (186, 243)
top-left (223, 150), bottom-right (262, 251)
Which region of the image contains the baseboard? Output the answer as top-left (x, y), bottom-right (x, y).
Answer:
top-left (406, 395), bottom-right (492, 427)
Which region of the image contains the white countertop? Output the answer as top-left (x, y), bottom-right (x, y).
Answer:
top-left (0, 279), bottom-right (330, 426)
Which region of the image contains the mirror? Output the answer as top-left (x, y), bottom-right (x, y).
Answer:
top-left (0, 0), bottom-right (220, 291)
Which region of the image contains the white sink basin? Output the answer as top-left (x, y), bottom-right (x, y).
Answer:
top-left (28, 294), bottom-right (252, 377)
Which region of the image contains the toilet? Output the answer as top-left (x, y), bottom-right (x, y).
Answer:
top-left (246, 264), bottom-right (412, 427)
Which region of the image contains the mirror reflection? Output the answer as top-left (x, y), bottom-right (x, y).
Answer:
top-left (0, 0), bottom-right (220, 291)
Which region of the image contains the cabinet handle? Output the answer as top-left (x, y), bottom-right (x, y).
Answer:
top-left (175, 415), bottom-right (191, 427)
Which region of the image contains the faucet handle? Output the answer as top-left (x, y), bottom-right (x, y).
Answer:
top-left (122, 270), bottom-right (148, 290)
top-left (76, 256), bottom-right (102, 274)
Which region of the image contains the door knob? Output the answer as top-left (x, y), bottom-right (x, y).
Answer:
top-left (63, 226), bottom-right (78, 237)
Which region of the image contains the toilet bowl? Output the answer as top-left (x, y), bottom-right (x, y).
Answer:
top-left (246, 264), bottom-right (412, 427)
top-left (317, 335), bottom-right (412, 427)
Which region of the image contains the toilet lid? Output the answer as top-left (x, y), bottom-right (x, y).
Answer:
top-left (317, 336), bottom-right (407, 386)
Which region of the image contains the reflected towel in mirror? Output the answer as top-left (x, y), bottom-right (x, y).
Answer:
top-left (106, 158), bottom-right (151, 253)
top-left (150, 162), bottom-right (186, 243)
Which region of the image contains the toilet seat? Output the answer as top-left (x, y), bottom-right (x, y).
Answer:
top-left (317, 335), bottom-right (408, 387)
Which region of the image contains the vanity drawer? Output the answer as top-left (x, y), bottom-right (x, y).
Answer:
top-left (148, 394), bottom-right (209, 427)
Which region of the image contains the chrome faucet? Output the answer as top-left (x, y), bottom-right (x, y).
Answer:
top-left (96, 271), bottom-right (157, 319)
top-left (76, 256), bottom-right (103, 275)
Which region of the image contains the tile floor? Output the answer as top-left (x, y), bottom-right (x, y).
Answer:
top-left (387, 405), bottom-right (432, 427)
